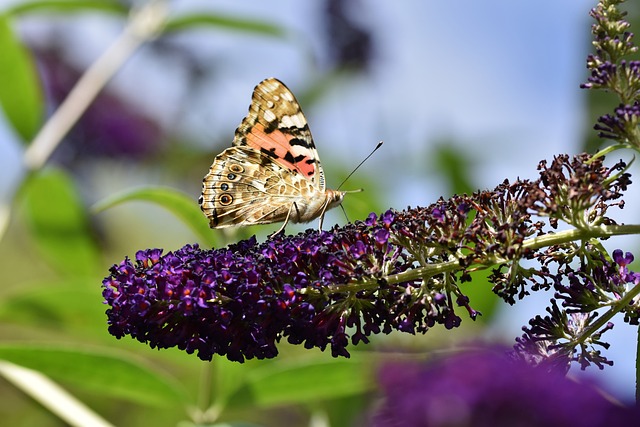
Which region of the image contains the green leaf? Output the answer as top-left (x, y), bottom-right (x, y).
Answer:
top-left (92, 186), bottom-right (218, 248)
top-left (20, 169), bottom-right (101, 276)
top-left (325, 394), bottom-right (370, 427)
top-left (0, 279), bottom-right (107, 337)
top-left (636, 325), bottom-right (640, 402)
top-left (0, 344), bottom-right (188, 407)
top-left (461, 269), bottom-right (500, 322)
top-left (226, 356), bottom-right (374, 408)
top-left (431, 142), bottom-right (476, 197)
top-left (163, 14), bottom-right (285, 37)
top-left (0, 14), bottom-right (44, 142)
top-left (5, 0), bottom-right (128, 16)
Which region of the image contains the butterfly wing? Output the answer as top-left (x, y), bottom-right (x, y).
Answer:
top-left (200, 146), bottom-right (323, 228)
top-left (232, 78), bottom-right (326, 192)
top-left (200, 78), bottom-right (342, 230)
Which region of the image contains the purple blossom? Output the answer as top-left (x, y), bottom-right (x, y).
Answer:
top-left (103, 210), bottom-right (450, 362)
top-left (613, 248), bottom-right (634, 266)
top-left (581, 1), bottom-right (640, 148)
top-left (581, 59), bottom-right (617, 89)
top-left (594, 102), bottom-right (640, 141)
top-left (370, 347), bottom-right (640, 427)
top-left (515, 248), bottom-right (640, 370)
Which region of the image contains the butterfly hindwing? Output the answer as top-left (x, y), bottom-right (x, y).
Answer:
top-left (200, 146), bottom-right (320, 228)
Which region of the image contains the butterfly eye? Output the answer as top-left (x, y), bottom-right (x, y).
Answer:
top-left (219, 194), bottom-right (233, 206)
top-left (229, 164), bottom-right (244, 174)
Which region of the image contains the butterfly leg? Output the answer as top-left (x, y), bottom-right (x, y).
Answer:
top-left (269, 202), bottom-right (296, 238)
top-left (317, 198), bottom-right (332, 233)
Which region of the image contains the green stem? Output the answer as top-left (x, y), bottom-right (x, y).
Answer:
top-left (323, 223), bottom-right (640, 296)
top-left (196, 361), bottom-right (213, 421)
top-left (384, 223), bottom-right (640, 286)
top-left (588, 144), bottom-right (631, 161)
top-left (524, 224), bottom-right (640, 250)
top-left (578, 280), bottom-right (640, 343)
top-left (637, 326), bottom-right (640, 404)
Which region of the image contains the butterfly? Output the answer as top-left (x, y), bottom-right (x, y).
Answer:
top-left (199, 78), bottom-right (346, 235)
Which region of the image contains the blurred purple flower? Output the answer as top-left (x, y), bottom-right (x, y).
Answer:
top-left (371, 347), bottom-right (640, 427)
top-left (323, 0), bottom-right (373, 70)
top-left (35, 47), bottom-right (163, 162)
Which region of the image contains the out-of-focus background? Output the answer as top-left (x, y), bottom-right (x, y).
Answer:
top-left (0, 0), bottom-right (638, 426)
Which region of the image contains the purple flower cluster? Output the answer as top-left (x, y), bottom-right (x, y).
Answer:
top-left (488, 153), bottom-right (629, 303)
top-left (582, 59), bottom-right (640, 90)
top-left (595, 102), bottom-right (640, 141)
top-left (587, 0), bottom-right (636, 61)
top-left (559, 250), bottom-right (640, 315)
top-left (514, 248), bottom-right (640, 370)
top-left (370, 347), bottom-right (640, 427)
top-left (581, 0), bottom-right (640, 146)
top-left (103, 211), bottom-right (463, 362)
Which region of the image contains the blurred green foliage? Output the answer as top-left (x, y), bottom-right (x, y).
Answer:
top-left (0, 14), bottom-right (43, 142)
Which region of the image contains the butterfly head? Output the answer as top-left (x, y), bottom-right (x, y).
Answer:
top-left (326, 189), bottom-right (346, 210)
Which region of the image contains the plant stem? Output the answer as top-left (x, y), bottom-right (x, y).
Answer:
top-left (384, 223), bottom-right (640, 286)
top-left (636, 325), bottom-right (640, 403)
top-left (584, 282), bottom-right (640, 341)
top-left (22, 0), bottom-right (167, 171)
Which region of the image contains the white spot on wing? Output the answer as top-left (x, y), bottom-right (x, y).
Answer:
top-left (263, 110), bottom-right (277, 122)
top-left (281, 91), bottom-right (294, 102)
top-left (280, 113), bottom-right (305, 128)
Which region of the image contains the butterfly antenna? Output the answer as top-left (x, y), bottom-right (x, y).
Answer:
top-left (336, 141), bottom-right (383, 191)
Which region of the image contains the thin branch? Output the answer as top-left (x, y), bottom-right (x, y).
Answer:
top-left (23, 0), bottom-right (167, 171)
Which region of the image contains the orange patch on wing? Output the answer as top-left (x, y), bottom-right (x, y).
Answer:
top-left (246, 124), bottom-right (316, 178)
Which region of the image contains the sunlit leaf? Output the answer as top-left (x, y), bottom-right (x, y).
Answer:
top-left (226, 356), bottom-right (374, 408)
top-left (164, 14), bottom-right (284, 37)
top-left (20, 169), bottom-right (101, 276)
top-left (431, 142), bottom-right (475, 197)
top-left (326, 394), bottom-right (369, 427)
top-left (0, 279), bottom-right (106, 337)
top-left (0, 14), bottom-right (43, 142)
top-left (5, 0), bottom-right (128, 16)
top-left (0, 344), bottom-right (188, 407)
top-left (461, 269), bottom-right (500, 322)
top-left (92, 186), bottom-right (218, 247)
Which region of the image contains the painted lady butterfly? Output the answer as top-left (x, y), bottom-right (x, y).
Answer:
top-left (199, 78), bottom-right (345, 234)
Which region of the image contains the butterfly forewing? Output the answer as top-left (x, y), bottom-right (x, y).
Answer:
top-left (232, 78), bottom-right (326, 191)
